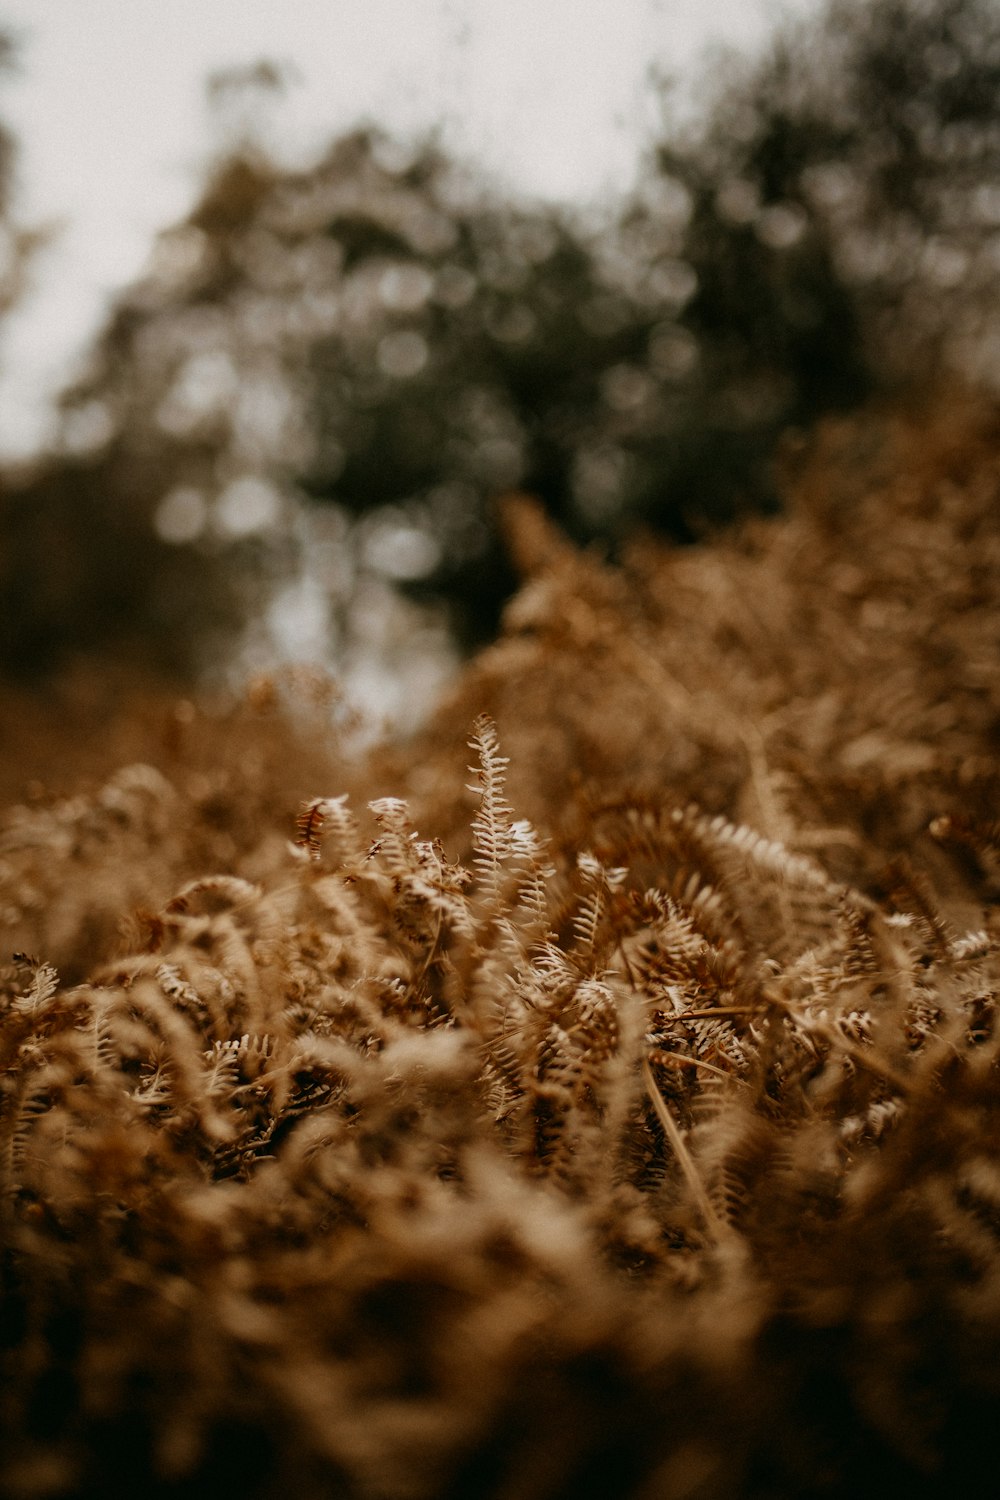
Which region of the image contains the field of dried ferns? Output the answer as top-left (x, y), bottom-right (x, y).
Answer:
top-left (2, 391), bottom-right (999, 1498)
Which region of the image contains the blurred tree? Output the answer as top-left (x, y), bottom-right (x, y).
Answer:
top-left (622, 0), bottom-right (1000, 527)
top-left (2, 0), bottom-right (999, 684)
top-left (14, 121), bottom-right (643, 666)
top-left (0, 28), bottom-right (91, 681)
top-left (0, 29), bottom-right (35, 324)
top-left (0, 90), bottom-right (294, 681)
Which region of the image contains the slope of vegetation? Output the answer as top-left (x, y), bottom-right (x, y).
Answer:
top-left (2, 391), bottom-right (999, 1499)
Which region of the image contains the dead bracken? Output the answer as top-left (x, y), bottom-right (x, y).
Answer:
top-left (2, 394), bottom-right (1000, 1498)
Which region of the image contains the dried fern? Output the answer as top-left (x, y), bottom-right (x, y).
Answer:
top-left (4, 397), bottom-right (1000, 1497)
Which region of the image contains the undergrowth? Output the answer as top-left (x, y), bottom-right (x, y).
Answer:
top-left (1, 391), bottom-right (999, 1498)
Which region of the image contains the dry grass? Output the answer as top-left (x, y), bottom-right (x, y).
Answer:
top-left (1, 389), bottom-right (999, 1498)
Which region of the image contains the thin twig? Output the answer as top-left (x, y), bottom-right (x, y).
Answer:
top-left (642, 1057), bottom-right (726, 1241)
top-left (650, 1048), bottom-right (734, 1082)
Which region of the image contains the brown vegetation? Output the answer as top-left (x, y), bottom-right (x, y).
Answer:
top-left (2, 391), bottom-right (999, 1498)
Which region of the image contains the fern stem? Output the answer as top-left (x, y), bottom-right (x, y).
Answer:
top-left (642, 1057), bottom-right (726, 1241)
top-left (650, 1049), bottom-right (734, 1082)
top-left (674, 1006), bottom-right (758, 1020)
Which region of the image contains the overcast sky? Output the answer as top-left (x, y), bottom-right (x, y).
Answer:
top-left (0, 0), bottom-right (820, 457)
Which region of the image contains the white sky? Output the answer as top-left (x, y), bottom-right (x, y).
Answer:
top-left (0, 0), bottom-right (820, 458)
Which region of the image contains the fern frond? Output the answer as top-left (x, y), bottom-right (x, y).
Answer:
top-left (508, 818), bottom-right (556, 927)
top-left (467, 714), bottom-right (516, 910)
top-left (9, 958), bottom-right (60, 1018)
top-left (203, 1038), bottom-right (242, 1099)
top-left (367, 796), bottom-right (421, 877)
top-left (296, 793), bottom-right (366, 867)
top-left (165, 875), bottom-right (261, 917)
top-left (886, 856), bottom-right (954, 957)
top-left (930, 812), bottom-right (1000, 859)
top-left (570, 853), bottom-right (627, 972)
top-left (403, 840), bottom-right (475, 943)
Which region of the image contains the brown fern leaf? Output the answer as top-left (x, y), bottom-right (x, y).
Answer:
top-left (467, 713), bottom-right (516, 909)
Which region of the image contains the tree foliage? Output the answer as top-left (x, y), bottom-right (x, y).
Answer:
top-left (2, 0), bottom-right (1000, 680)
top-left (0, 29), bottom-right (32, 323)
top-left (652, 0), bottom-right (1000, 406)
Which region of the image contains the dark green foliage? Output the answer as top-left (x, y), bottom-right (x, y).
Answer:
top-left (3, 0), bottom-right (1000, 675)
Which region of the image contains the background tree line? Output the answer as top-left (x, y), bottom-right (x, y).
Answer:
top-left (1, 0), bottom-right (999, 687)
